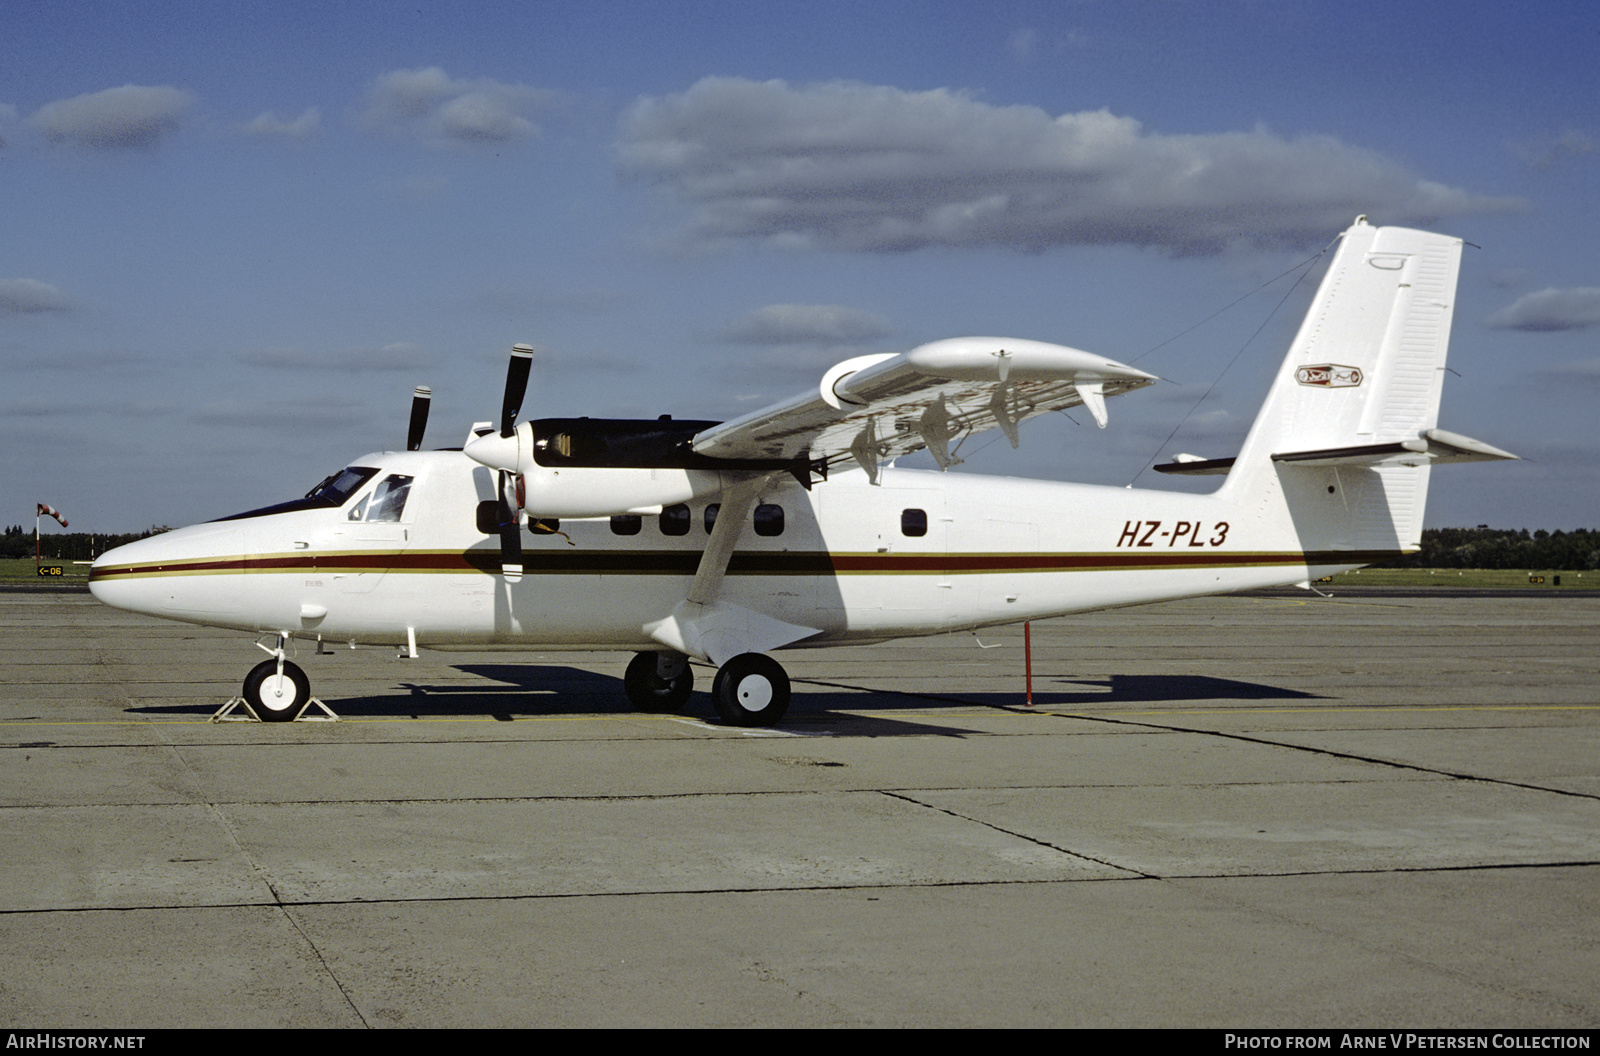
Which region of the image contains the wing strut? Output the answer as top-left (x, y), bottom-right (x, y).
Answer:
top-left (645, 473), bottom-right (821, 665)
top-left (687, 475), bottom-right (765, 605)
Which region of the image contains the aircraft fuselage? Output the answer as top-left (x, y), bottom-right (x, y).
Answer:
top-left (90, 448), bottom-right (1369, 652)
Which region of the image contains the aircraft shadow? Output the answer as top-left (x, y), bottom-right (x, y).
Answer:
top-left (778, 673), bottom-right (1324, 733)
top-left (1020, 673), bottom-right (1324, 706)
top-left (124, 667), bottom-right (1321, 736)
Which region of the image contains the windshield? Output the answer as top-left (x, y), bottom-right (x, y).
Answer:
top-left (306, 467), bottom-right (379, 506)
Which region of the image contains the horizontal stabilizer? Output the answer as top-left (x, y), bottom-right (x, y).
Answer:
top-left (1419, 428), bottom-right (1521, 464)
top-left (1152, 455), bottom-right (1235, 476)
top-left (1272, 440), bottom-right (1430, 468)
top-left (1272, 429), bottom-right (1519, 468)
top-left (1157, 429), bottom-right (1515, 475)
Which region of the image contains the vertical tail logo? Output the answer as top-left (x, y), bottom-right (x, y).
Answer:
top-left (1295, 364), bottom-right (1364, 388)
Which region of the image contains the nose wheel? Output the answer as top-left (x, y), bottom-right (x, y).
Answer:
top-left (242, 658), bottom-right (312, 722)
top-left (214, 634), bottom-right (338, 722)
top-left (711, 652), bottom-right (790, 726)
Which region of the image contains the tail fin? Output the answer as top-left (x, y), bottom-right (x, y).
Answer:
top-left (1215, 217), bottom-right (1510, 557)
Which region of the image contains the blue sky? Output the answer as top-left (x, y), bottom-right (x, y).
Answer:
top-left (3, 0), bottom-right (1596, 534)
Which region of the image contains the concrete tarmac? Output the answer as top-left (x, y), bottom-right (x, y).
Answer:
top-left (1, 589), bottom-right (1596, 1028)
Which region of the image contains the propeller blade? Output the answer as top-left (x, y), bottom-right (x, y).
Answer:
top-left (498, 470), bottom-right (523, 582)
top-left (500, 521), bottom-right (523, 582)
top-left (501, 344), bottom-right (534, 439)
top-left (407, 385), bottom-right (432, 451)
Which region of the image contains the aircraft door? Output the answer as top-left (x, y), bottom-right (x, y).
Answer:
top-left (978, 516), bottom-right (1040, 614)
top-left (332, 472), bottom-right (416, 594)
top-left (876, 483), bottom-right (954, 626)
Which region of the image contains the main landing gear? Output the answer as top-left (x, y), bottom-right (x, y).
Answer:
top-left (623, 651), bottom-right (695, 713)
top-left (711, 652), bottom-right (790, 726)
top-left (623, 650), bottom-right (791, 727)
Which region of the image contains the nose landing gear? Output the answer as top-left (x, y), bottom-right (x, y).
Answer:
top-left (214, 633), bottom-right (338, 722)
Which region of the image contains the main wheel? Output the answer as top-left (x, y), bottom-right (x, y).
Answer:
top-left (711, 653), bottom-right (790, 727)
top-left (623, 652), bottom-right (694, 713)
top-left (242, 659), bottom-right (311, 722)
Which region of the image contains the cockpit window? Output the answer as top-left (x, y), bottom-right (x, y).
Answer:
top-left (360, 474), bottom-right (414, 522)
top-left (307, 467), bottom-right (379, 506)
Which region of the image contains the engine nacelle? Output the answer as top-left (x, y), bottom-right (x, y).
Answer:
top-left (521, 466), bottom-right (730, 518)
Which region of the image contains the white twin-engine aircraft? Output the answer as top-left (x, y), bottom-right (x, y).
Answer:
top-left (90, 218), bottom-right (1516, 725)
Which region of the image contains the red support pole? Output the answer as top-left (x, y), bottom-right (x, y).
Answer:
top-left (1024, 620), bottom-right (1033, 706)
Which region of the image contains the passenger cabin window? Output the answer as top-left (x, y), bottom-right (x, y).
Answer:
top-left (901, 508), bottom-right (928, 537)
top-left (753, 503), bottom-right (784, 537)
top-left (610, 514), bottom-right (642, 536)
top-left (704, 504), bottom-right (720, 533)
top-left (660, 504), bottom-right (690, 536)
top-left (528, 518), bottom-right (560, 535)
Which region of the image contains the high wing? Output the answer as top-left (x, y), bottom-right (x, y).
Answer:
top-left (690, 337), bottom-right (1158, 482)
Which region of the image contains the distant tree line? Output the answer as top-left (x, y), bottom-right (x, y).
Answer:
top-left (1377, 527), bottom-right (1600, 571)
top-left (2, 525), bottom-right (167, 561)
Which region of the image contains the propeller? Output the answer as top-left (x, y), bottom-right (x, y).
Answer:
top-left (502, 344), bottom-right (534, 438)
top-left (496, 345), bottom-right (536, 581)
top-left (498, 470), bottom-right (523, 582)
top-left (406, 385), bottom-right (432, 451)
top-left (456, 344), bottom-right (540, 581)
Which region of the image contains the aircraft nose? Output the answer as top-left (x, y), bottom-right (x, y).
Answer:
top-left (88, 524), bottom-right (241, 618)
top-left (89, 535), bottom-right (164, 613)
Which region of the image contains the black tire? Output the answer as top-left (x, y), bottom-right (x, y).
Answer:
top-left (711, 653), bottom-right (790, 726)
top-left (623, 652), bottom-right (694, 713)
top-left (242, 658), bottom-right (311, 722)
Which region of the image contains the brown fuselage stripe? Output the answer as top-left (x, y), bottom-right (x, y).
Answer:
top-left (89, 548), bottom-right (1405, 581)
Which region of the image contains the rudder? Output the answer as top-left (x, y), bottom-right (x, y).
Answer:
top-left (1219, 218), bottom-right (1468, 554)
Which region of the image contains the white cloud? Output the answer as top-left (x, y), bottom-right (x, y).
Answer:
top-left (474, 286), bottom-right (631, 315)
top-left (241, 107), bottom-right (321, 139)
top-left (1010, 28), bottom-right (1041, 63)
top-left (187, 396), bottom-right (375, 429)
top-left (717, 304), bottom-right (893, 345)
top-left (1485, 288), bottom-right (1600, 332)
top-left (1515, 129), bottom-right (1598, 170)
top-left (619, 77), bottom-right (1522, 255)
top-left (359, 67), bottom-right (552, 148)
top-left (0, 278), bottom-right (71, 314)
top-left (236, 342), bottom-right (430, 371)
top-left (31, 84), bottom-right (194, 149)
top-left (1533, 359), bottom-right (1600, 388)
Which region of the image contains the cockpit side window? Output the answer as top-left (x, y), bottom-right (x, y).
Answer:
top-left (365, 474), bottom-right (415, 522)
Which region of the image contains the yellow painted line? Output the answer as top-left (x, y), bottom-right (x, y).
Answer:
top-left (1034, 704), bottom-right (1600, 717)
